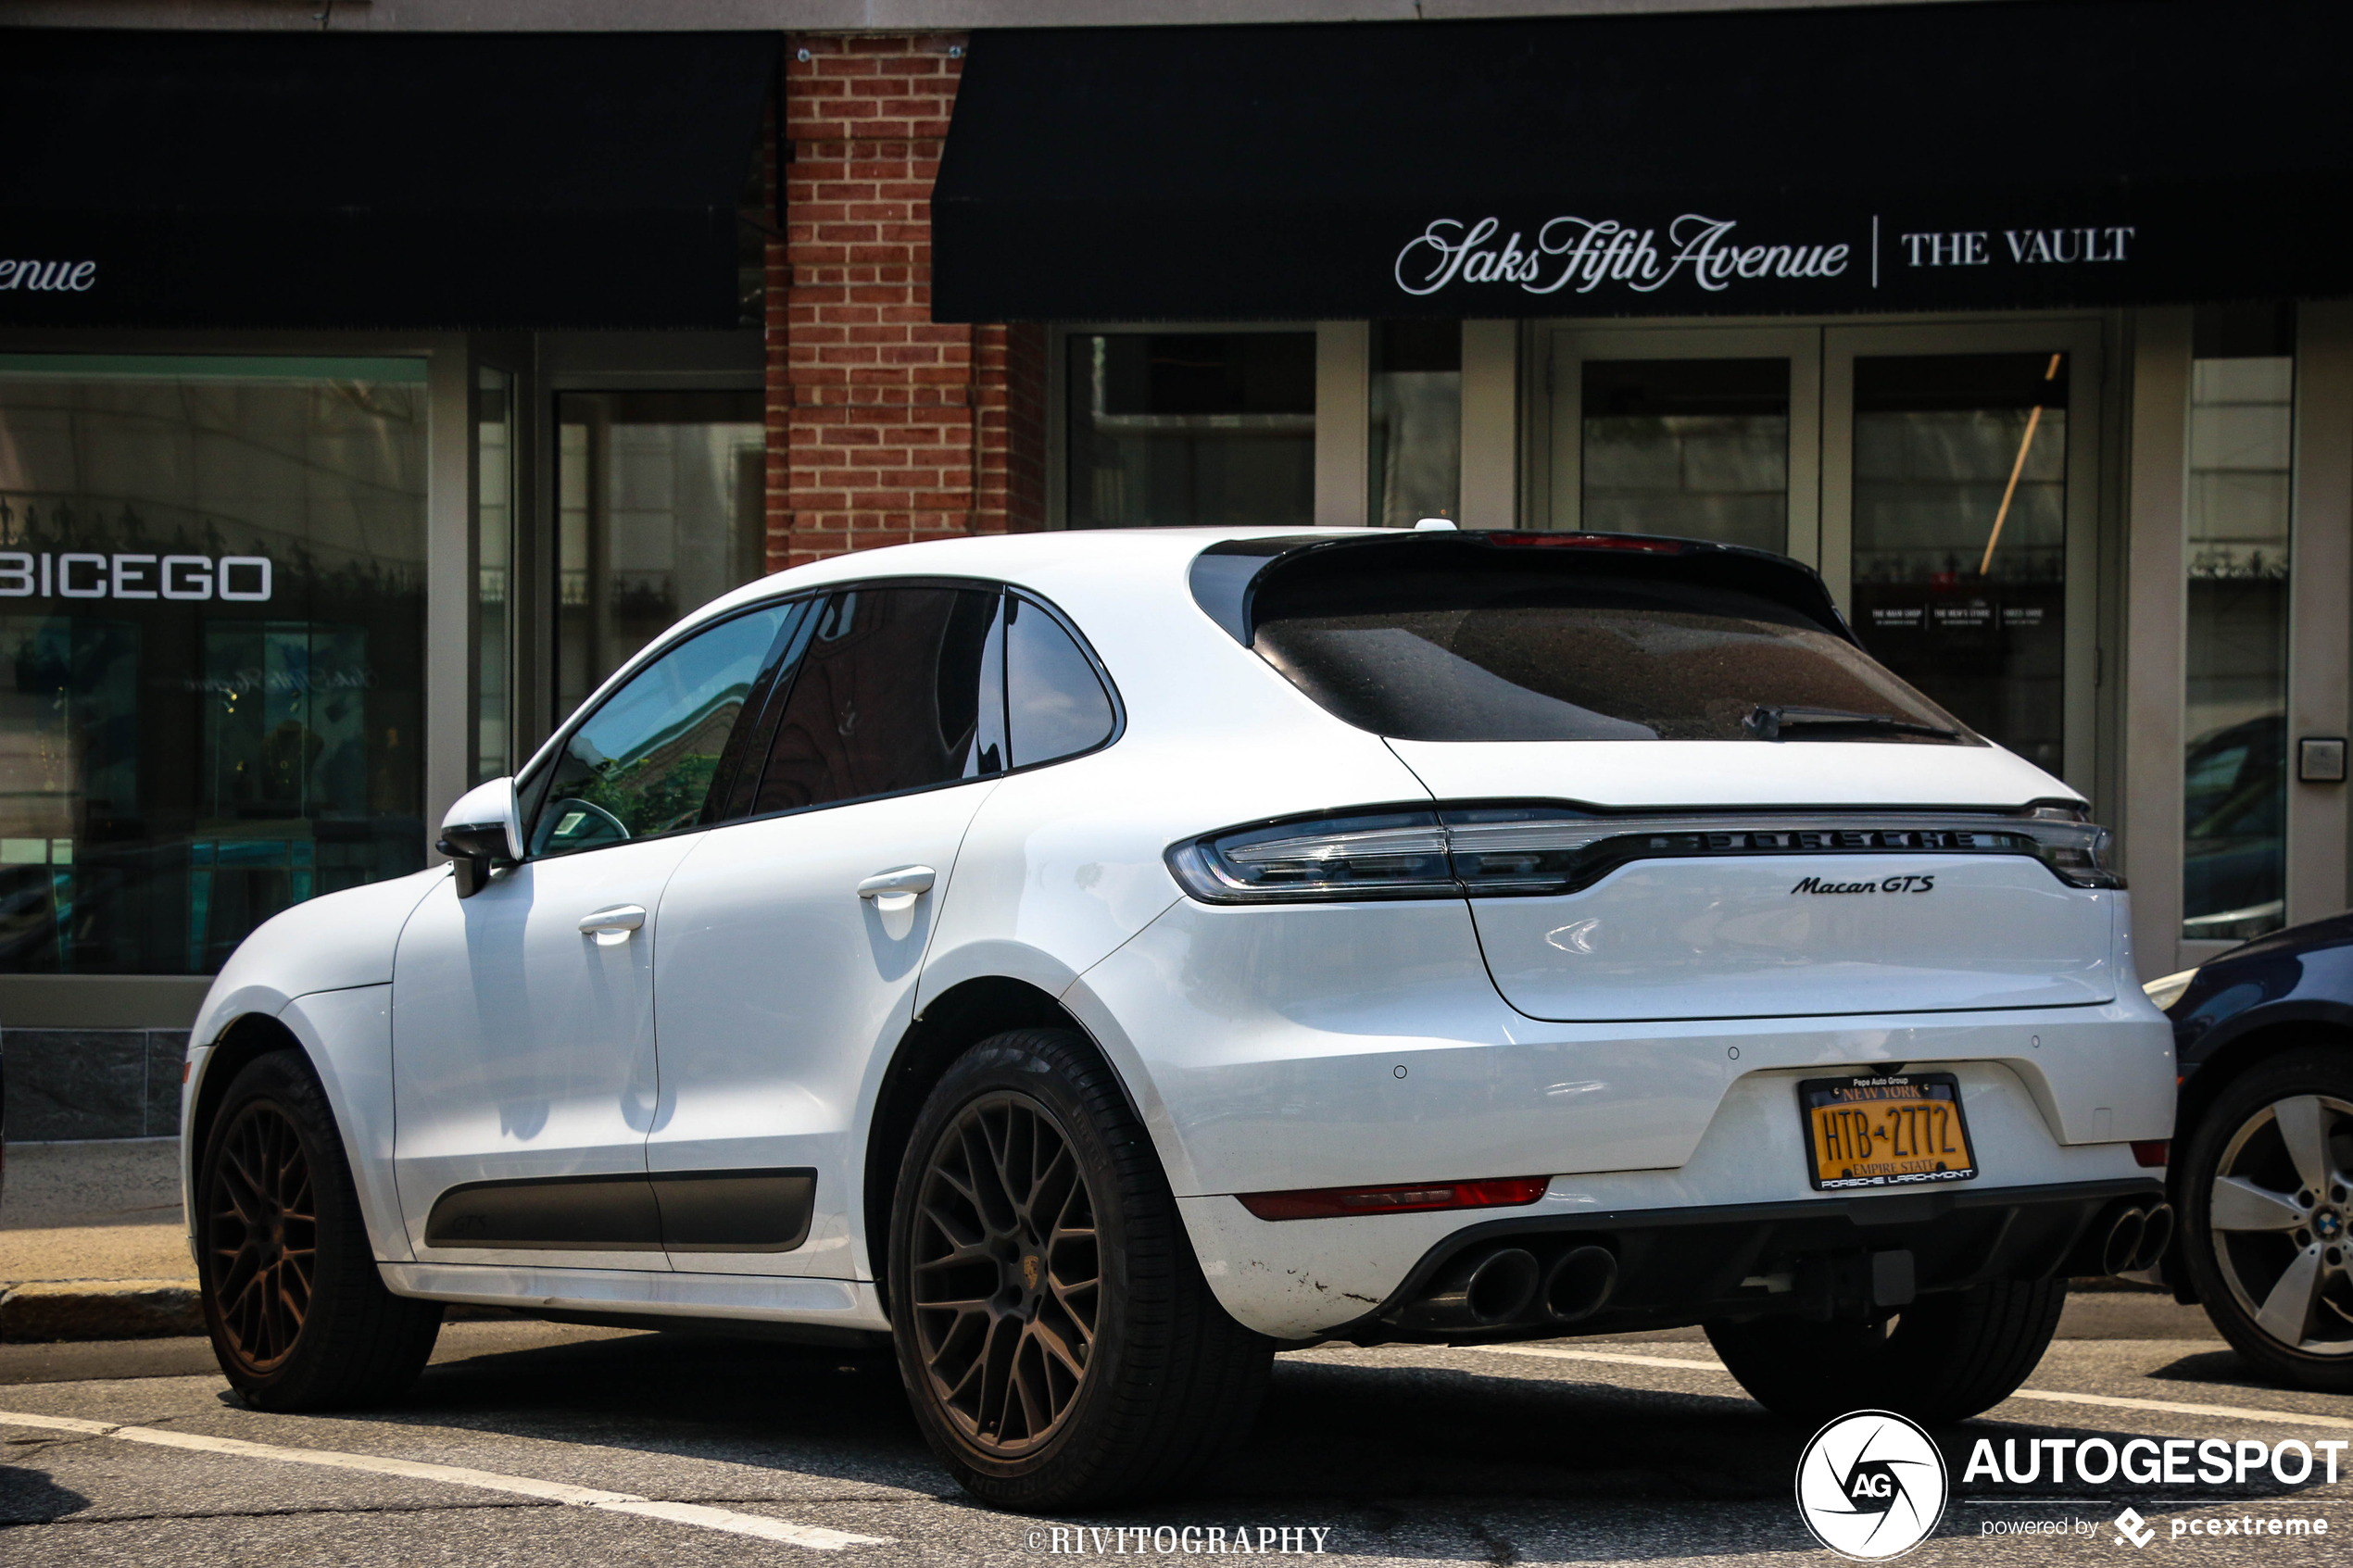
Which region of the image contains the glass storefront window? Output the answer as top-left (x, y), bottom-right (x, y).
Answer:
top-left (1063, 332), bottom-right (1314, 528)
top-left (554, 391), bottom-right (765, 725)
top-left (2183, 317), bottom-right (2294, 944)
top-left (474, 367), bottom-right (512, 784)
top-left (0, 354), bottom-right (427, 974)
top-left (1583, 358), bottom-right (1789, 554)
top-left (1368, 321), bottom-right (1459, 527)
top-left (1850, 353), bottom-right (2069, 773)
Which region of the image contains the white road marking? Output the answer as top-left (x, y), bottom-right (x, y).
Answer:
top-left (1470, 1346), bottom-right (2353, 1431)
top-left (0, 1410), bottom-right (889, 1549)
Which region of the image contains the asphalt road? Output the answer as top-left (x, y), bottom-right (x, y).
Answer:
top-left (1, 1292), bottom-right (2347, 1567)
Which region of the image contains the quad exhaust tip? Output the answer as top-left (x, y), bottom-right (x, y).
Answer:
top-left (2097, 1200), bottom-right (2174, 1276)
top-left (1542, 1245), bottom-right (1619, 1323)
top-left (1401, 1242), bottom-right (1619, 1331)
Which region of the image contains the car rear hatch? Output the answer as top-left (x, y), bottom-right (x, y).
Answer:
top-left (1192, 530), bottom-right (2121, 1023)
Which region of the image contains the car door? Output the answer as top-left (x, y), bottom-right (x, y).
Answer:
top-left (648, 583), bottom-right (1006, 1280)
top-left (390, 601), bottom-right (797, 1268)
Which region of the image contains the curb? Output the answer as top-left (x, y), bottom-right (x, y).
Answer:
top-left (0, 1279), bottom-right (203, 1341)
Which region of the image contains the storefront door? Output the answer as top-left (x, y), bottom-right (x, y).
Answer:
top-left (1537, 319), bottom-right (2101, 797)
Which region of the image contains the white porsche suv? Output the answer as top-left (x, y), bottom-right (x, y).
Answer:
top-left (183, 527), bottom-right (2174, 1511)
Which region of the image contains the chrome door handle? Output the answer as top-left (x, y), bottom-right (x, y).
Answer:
top-left (577, 904), bottom-right (648, 946)
top-left (857, 866), bottom-right (937, 910)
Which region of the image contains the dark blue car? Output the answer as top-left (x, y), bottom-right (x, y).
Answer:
top-left (2149, 914), bottom-right (2353, 1390)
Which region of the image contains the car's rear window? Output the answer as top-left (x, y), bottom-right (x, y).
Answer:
top-left (1249, 559), bottom-right (1972, 745)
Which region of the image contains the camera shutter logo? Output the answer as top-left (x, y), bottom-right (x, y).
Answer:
top-left (1793, 1410), bottom-right (1947, 1560)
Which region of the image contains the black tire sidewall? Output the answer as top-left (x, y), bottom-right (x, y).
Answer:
top-left (2179, 1046), bottom-right (2353, 1387)
top-left (196, 1050), bottom-right (373, 1399)
top-left (887, 1030), bottom-right (1161, 1496)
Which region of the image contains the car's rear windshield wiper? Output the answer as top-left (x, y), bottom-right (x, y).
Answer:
top-left (1743, 705), bottom-right (1962, 742)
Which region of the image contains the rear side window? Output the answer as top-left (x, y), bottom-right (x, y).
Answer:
top-left (1006, 594), bottom-right (1116, 767)
top-left (750, 586), bottom-right (1005, 814)
top-left (1251, 560), bottom-right (1969, 745)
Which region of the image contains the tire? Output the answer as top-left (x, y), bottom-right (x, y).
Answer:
top-left (195, 1050), bottom-right (444, 1410)
top-left (2177, 1047), bottom-right (2353, 1391)
top-left (887, 1028), bottom-right (1274, 1512)
top-left (1706, 1277), bottom-right (2066, 1426)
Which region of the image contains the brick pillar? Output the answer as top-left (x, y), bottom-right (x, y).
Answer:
top-left (771, 34), bottom-right (1048, 571)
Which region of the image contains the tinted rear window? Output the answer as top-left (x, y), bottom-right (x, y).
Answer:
top-left (1251, 562), bottom-right (1969, 745)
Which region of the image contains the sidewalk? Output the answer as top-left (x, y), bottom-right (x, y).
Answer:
top-left (1, 1137), bottom-right (198, 1338)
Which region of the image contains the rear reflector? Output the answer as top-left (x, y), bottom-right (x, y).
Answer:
top-left (2132, 1140), bottom-right (2170, 1169)
top-left (1237, 1176), bottom-right (1550, 1222)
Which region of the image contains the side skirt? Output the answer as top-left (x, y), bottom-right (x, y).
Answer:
top-left (379, 1261), bottom-right (893, 1335)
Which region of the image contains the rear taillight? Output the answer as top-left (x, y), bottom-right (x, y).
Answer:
top-left (1237, 1176), bottom-right (1550, 1222)
top-left (2132, 1140), bottom-right (2170, 1169)
top-left (1167, 802), bottom-right (2122, 904)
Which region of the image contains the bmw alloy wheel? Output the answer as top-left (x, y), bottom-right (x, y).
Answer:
top-left (2207, 1093), bottom-right (2353, 1357)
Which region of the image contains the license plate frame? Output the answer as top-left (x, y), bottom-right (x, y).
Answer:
top-left (1797, 1072), bottom-right (1979, 1191)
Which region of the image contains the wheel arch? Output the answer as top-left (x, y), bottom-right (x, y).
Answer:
top-left (865, 975), bottom-right (1140, 1311)
top-left (2178, 1016), bottom-right (2353, 1159)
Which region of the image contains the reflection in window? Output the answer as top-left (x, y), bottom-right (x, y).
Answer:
top-left (1006, 596), bottom-right (1114, 765)
top-left (474, 367), bottom-right (513, 784)
top-left (751, 588), bottom-right (1004, 814)
top-left (1064, 333), bottom-right (1314, 528)
top-left (1583, 358), bottom-right (1789, 554)
top-left (1850, 353), bottom-right (2068, 773)
top-left (532, 604), bottom-right (790, 858)
top-left (1368, 322), bottom-right (1459, 528)
top-left (2183, 306), bottom-right (2294, 944)
top-left (0, 355), bottom-right (427, 974)
top-left (556, 391), bottom-right (766, 725)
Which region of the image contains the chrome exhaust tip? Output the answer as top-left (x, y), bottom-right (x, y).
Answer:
top-left (1541, 1245), bottom-right (1619, 1324)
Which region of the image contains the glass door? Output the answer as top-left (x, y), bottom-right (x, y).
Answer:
top-left (1824, 322), bottom-right (2102, 790)
top-left (1543, 327), bottom-right (1821, 560)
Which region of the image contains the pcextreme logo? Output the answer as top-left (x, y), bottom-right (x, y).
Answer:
top-left (1794, 1411), bottom-right (1948, 1561)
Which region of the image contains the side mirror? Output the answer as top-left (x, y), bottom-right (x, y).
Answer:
top-left (437, 776), bottom-right (523, 897)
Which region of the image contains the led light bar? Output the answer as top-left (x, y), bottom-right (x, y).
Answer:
top-left (1236, 1176), bottom-right (1552, 1222)
top-left (1166, 803), bottom-right (2121, 904)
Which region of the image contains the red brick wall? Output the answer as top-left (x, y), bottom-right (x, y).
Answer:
top-left (769, 34), bottom-right (1048, 572)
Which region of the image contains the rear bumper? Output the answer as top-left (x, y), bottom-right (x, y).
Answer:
top-left (1326, 1175), bottom-right (2165, 1346)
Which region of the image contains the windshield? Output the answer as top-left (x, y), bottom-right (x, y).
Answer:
top-left (1250, 564), bottom-right (1973, 745)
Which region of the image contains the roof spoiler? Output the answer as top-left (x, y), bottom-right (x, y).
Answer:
top-left (1188, 531), bottom-right (1856, 647)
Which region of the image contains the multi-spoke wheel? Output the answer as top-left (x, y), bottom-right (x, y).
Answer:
top-left (205, 1098), bottom-right (320, 1371)
top-left (2183, 1050), bottom-right (2353, 1388)
top-left (889, 1029), bottom-right (1274, 1512)
top-left (195, 1049), bottom-right (443, 1409)
top-left (908, 1091), bottom-right (1101, 1454)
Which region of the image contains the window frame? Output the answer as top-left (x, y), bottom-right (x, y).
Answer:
top-left (516, 595), bottom-right (813, 861)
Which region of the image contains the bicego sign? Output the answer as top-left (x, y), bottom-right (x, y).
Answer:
top-left (0, 550), bottom-right (273, 602)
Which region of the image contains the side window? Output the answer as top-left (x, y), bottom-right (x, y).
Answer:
top-left (1006, 594), bottom-right (1116, 768)
top-left (531, 604), bottom-right (792, 858)
top-left (749, 586), bottom-right (1005, 815)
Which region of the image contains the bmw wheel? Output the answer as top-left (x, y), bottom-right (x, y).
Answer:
top-left (888, 1028), bottom-right (1274, 1511)
top-left (197, 1050), bottom-right (445, 1409)
top-left (2180, 1048), bottom-right (2353, 1390)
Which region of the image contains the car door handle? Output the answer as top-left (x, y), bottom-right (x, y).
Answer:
top-left (577, 904), bottom-right (648, 946)
top-left (857, 866), bottom-right (937, 908)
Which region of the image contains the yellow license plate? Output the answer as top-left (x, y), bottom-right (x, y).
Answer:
top-left (1799, 1073), bottom-right (1978, 1190)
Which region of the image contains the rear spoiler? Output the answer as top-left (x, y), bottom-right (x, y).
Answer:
top-left (1188, 531), bottom-right (1856, 647)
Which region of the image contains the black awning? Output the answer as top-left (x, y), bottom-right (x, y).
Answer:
top-left (933, 1), bottom-right (2353, 322)
top-left (0, 30), bottom-right (777, 331)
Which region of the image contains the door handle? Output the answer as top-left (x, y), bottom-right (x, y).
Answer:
top-left (857, 866), bottom-right (937, 911)
top-left (577, 904), bottom-right (648, 946)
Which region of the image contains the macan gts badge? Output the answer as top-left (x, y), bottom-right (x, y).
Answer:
top-left (181, 526), bottom-right (2175, 1511)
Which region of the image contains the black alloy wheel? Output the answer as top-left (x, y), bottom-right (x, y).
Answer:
top-left (205, 1097), bottom-right (320, 1372)
top-left (195, 1050), bottom-right (444, 1409)
top-left (889, 1029), bottom-right (1274, 1511)
top-left (2182, 1048), bottom-right (2353, 1389)
top-left (907, 1090), bottom-right (1101, 1455)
